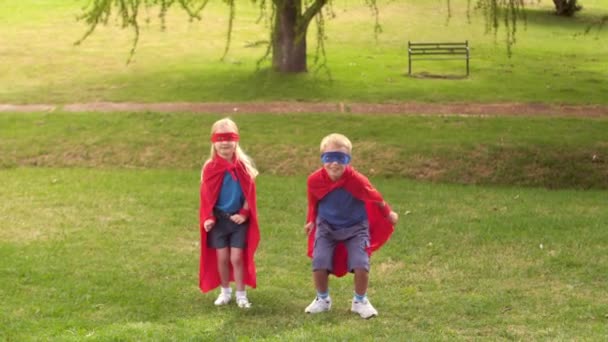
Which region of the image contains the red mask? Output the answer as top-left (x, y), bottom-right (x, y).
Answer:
top-left (211, 132), bottom-right (239, 142)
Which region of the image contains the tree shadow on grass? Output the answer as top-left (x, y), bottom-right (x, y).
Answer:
top-left (520, 7), bottom-right (608, 33)
top-left (148, 66), bottom-right (334, 103)
top-left (407, 72), bottom-right (469, 80)
top-left (6, 64), bottom-right (335, 105)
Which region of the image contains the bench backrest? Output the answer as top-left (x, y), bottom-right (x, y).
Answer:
top-left (408, 41), bottom-right (469, 56)
top-left (407, 41), bottom-right (470, 76)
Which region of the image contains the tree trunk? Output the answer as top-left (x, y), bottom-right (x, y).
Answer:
top-left (272, 0), bottom-right (308, 73)
top-left (553, 0), bottom-right (581, 16)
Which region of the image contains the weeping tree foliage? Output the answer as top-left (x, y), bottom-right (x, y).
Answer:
top-left (76, 0), bottom-right (344, 72)
top-left (76, 0), bottom-right (531, 73)
top-left (474, 0), bottom-right (528, 57)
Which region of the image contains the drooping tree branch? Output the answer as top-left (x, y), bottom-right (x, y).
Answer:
top-left (475, 0), bottom-right (527, 57)
top-left (585, 14), bottom-right (607, 34)
top-left (301, 0), bottom-right (327, 27)
top-left (76, 0), bottom-right (541, 71)
top-left (364, 0), bottom-right (382, 38)
top-left (220, 0), bottom-right (236, 61)
top-left (312, 4), bottom-right (331, 79)
top-left (76, 0), bottom-right (199, 64)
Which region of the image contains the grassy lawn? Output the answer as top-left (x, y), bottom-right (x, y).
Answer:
top-left (2, 0), bottom-right (607, 339)
top-left (1, 167), bottom-right (607, 340)
top-left (0, 0), bottom-right (607, 104)
top-left (1, 112), bottom-right (607, 188)
top-left (1, 112), bottom-right (607, 340)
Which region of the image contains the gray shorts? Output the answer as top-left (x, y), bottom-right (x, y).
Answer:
top-left (206, 210), bottom-right (248, 249)
top-left (312, 219), bottom-right (370, 273)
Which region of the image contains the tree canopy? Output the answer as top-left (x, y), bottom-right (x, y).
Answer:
top-left (76, 0), bottom-right (542, 73)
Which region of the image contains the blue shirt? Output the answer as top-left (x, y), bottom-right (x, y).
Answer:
top-left (318, 188), bottom-right (367, 229)
top-left (215, 172), bottom-right (244, 213)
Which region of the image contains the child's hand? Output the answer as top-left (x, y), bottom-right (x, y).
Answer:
top-left (388, 211), bottom-right (399, 225)
top-left (304, 222), bottom-right (314, 235)
top-left (203, 219), bottom-right (215, 232)
top-left (230, 214), bottom-right (247, 224)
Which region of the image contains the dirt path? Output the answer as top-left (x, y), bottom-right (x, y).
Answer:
top-left (2, 101), bottom-right (608, 117)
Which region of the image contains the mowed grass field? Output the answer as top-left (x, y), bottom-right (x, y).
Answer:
top-left (1, 113), bottom-right (608, 340)
top-left (2, 112), bottom-right (607, 189)
top-left (0, 0), bottom-right (607, 104)
top-left (1, 0), bottom-right (608, 340)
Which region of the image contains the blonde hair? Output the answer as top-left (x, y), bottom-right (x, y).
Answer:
top-left (201, 118), bottom-right (259, 180)
top-left (320, 133), bottom-right (352, 154)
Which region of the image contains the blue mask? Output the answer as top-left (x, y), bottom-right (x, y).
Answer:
top-left (321, 151), bottom-right (351, 165)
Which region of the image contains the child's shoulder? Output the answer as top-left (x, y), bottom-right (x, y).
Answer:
top-left (201, 158), bottom-right (219, 179)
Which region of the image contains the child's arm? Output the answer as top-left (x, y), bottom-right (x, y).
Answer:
top-left (304, 181), bottom-right (317, 235)
top-left (230, 200), bottom-right (250, 224)
top-left (199, 162), bottom-right (217, 231)
top-left (203, 219), bottom-right (215, 232)
top-left (387, 210), bottom-right (399, 224)
top-left (304, 221), bottom-right (314, 235)
top-left (200, 182), bottom-right (216, 231)
top-left (354, 170), bottom-right (399, 224)
top-left (375, 197), bottom-right (399, 224)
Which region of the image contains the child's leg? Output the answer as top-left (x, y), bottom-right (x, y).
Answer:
top-left (313, 269), bottom-right (330, 293)
top-left (305, 220), bottom-right (334, 313)
top-left (305, 269), bottom-right (332, 313)
top-left (230, 247), bottom-right (245, 291)
top-left (216, 247), bottom-right (230, 287)
top-left (214, 247), bottom-right (233, 306)
top-left (230, 247), bottom-right (251, 308)
top-left (227, 218), bottom-right (247, 291)
top-left (353, 268), bottom-right (368, 296)
top-left (342, 221), bottom-right (378, 317)
top-left (311, 220), bottom-right (336, 294)
top-left (342, 221), bottom-right (370, 297)
top-left (351, 268), bottom-right (377, 318)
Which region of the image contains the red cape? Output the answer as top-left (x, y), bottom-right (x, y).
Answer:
top-left (306, 166), bottom-right (394, 277)
top-left (199, 155), bottom-right (259, 293)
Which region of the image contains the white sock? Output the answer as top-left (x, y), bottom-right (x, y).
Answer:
top-left (236, 290), bottom-right (247, 299)
top-left (221, 287), bottom-right (232, 296)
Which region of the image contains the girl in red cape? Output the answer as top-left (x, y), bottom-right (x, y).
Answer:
top-left (304, 133), bottom-right (399, 319)
top-left (199, 118), bottom-right (260, 309)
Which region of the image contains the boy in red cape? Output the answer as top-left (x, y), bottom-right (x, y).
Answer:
top-left (304, 133), bottom-right (399, 319)
top-left (199, 118), bottom-right (260, 309)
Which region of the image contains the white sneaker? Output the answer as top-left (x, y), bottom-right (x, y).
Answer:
top-left (214, 292), bottom-right (232, 306)
top-left (236, 297), bottom-right (252, 309)
top-left (304, 296), bottom-right (332, 314)
top-left (351, 298), bottom-right (378, 319)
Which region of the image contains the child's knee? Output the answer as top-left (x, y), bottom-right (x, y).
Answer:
top-left (230, 252), bottom-right (243, 266)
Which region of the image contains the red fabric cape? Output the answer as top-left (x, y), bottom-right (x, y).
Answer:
top-left (199, 155), bottom-right (259, 293)
top-left (306, 166), bottom-right (394, 277)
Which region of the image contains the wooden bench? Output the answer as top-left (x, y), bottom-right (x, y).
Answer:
top-left (408, 41), bottom-right (470, 76)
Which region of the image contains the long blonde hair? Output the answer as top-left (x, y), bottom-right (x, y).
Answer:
top-left (201, 118), bottom-right (259, 180)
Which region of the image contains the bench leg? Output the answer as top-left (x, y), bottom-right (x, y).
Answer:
top-left (408, 56), bottom-right (412, 75)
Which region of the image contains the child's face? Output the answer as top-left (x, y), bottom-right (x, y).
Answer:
top-left (322, 143), bottom-right (350, 181)
top-left (213, 127), bottom-right (237, 160)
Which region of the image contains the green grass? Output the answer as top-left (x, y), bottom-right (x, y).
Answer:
top-left (1, 167), bottom-right (607, 340)
top-left (1, 111), bottom-right (607, 339)
top-left (2, 1), bottom-right (608, 338)
top-left (0, 0), bottom-right (607, 104)
top-left (1, 112), bottom-right (607, 188)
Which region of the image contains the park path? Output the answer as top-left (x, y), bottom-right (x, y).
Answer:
top-left (1, 101), bottom-right (608, 117)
